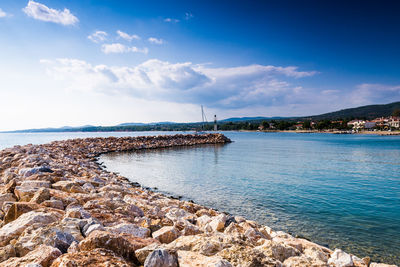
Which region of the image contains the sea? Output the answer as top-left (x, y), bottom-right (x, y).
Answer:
top-left (1, 131), bottom-right (399, 264)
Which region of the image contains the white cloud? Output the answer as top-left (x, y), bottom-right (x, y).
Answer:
top-left (117, 30), bottom-right (140, 41)
top-left (88, 31), bottom-right (108, 43)
top-left (148, 37), bottom-right (164, 45)
top-left (350, 83), bottom-right (400, 106)
top-left (22, 0), bottom-right (78, 25)
top-left (164, 18), bottom-right (179, 23)
top-left (0, 8), bottom-right (8, 18)
top-left (101, 43), bottom-right (148, 54)
top-left (41, 58), bottom-right (317, 109)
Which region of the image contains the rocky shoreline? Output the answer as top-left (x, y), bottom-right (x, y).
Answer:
top-left (0, 133), bottom-right (396, 267)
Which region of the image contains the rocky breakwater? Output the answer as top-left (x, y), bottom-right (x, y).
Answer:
top-left (0, 133), bottom-right (396, 267)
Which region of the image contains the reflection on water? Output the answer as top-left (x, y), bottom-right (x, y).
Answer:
top-left (101, 132), bottom-right (400, 264)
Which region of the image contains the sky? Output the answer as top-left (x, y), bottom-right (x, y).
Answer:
top-left (0, 0), bottom-right (400, 131)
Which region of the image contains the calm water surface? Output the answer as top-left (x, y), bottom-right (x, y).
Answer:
top-left (100, 132), bottom-right (400, 264)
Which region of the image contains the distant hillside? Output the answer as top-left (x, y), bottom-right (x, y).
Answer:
top-left (305, 101), bottom-right (400, 120)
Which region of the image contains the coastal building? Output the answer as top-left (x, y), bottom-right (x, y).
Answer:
top-left (364, 121), bottom-right (376, 129)
top-left (389, 118), bottom-right (400, 128)
top-left (347, 120), bottom-right (365, 129)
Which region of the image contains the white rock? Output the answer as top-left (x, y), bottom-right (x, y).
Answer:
top-left (327, 249), bottom-right (354, 267)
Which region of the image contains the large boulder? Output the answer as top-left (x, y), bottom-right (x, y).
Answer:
top-left (78, 230), bottom-right (140, 264)
top-left (15, 223), bottom-right (77, 256)
top-left (50, 248), bottom-right (135, 267)
top-left (29, 187), bottom-right (50, 204)
top-left (1, 245), bottom-right (61, 267)
top-left (0, 210), bottom-right (62, 246)
top-left (152, 226), bottom-right (179, 244)
top-left (3, 202), bottom-right (41, 224)
top-left (327, 249), bottom-right (353, 267)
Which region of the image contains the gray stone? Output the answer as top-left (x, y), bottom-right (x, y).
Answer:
top-left (144, 249), bottom-right (178, 267)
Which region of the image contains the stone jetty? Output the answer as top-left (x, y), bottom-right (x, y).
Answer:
top-left (0, 133), bottom-right (396, 267)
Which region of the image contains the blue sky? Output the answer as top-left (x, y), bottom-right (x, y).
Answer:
top-left (0, 0), bottom-right (399, 130)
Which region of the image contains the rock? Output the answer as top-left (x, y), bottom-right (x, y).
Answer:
top-left (83, 182), bottom-right (95, 191)
top-left (106, 223), bottom-right (151, 238)
top-left (369, 264), bottom-right (398, 267)
top-left (217, 245), bottom-right (281, 267)
top-left (14, 223), bottom-right (77, 256)
top-left (0, 193), bottom-right (16, 208)
top-left (208, 214), bottom-right (227, 232)
top-left (152, 226), bottom-right (179, 244)
top-left (165, 208), bottom-right (194, 222)
top-left (13, 187), bottom-right (36, 202)
top-left (144, 248), bottom-right (178, 267)
top-left (52, 181), bottom-right (80, 192)
top-left (1, 179), bottom-right (16, 194)
top-left (135, 243), bottom-right (162, 264)
top-left (0, 210), bottom-right (61, 246)
top-left (78, 230), bottom-right (139, 264)
top-left (19, 167), bottom-right (53, 178)
top-left (303, 246), bottom-right (329, 263)
top-left (20, 180), bottom-right (51, 188)
top-left (327, 249), bottom-right (354, 267)
top-left (283, 255), bottom-right (316, 266)
top-left (0, 244), bottom-right (16, 262)
top-left (177, 250), bottom-right (232, 267)
top-left (0, 244), bottom-right (61, 267)
top-left (3, 202), bottom-right (41, 224)
top-left (50, 248), bottom-right (134, 267)
top-left (197, 215), bottom-right (212, 229)
top-left (255, 240), bottom-right (300, 262)
top-left (30, 187), bottom-right (50, 204)
top-left (67, 240), bottom-right (79, 253)
top-left (84, 223), bottom-right (105, 237)
top-left (42, 199), bottom-right (64, 210)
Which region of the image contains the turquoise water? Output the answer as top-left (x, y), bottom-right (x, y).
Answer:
top-left (100, 132), bottom-right (400, 264)
top-left (1, 131), bottom-right (399, 263)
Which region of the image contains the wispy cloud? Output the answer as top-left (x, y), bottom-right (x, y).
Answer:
top-left (101, 43), bottom-right (148, 54)
top-left (0, 8), bottom-right (8, 18)
top-left (185, 12), bottom-right (194, 20)
top-left (164, 18), bottom-right (179, 23)
top-left (148, 37), bottom-right (164, 45)
top-left (41, 58), bottom-right (317, 109)
top-left (350, 83), bottom-right (400, 106)
top-left (22, 0), bottom-right (78, 26)
top-left (88, 31), bottom-right (108, 43)
top-left (117, 30), bottom-right (140, 41)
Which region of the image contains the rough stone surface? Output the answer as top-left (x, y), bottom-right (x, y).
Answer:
top-left (144, 248), bottom-right (178, 267)
top-left (152, 226), bottom-right (179, 244)
top-left (177, 250), bottom-right (232, 267)
top-left (0, 245), bottom-right (61, 267)
top-left (328, 249), bottom-right (354, 267)
top-left (50, 248), bottom-right (135, 267)
top-left (0, 210), bottom-right (61, 246)
top-left (78, 230), bottom-right (140, 264)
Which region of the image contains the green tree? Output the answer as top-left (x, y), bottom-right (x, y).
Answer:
top-left (261, 121), bottom-right (270, 129)
top-left (392, 109), bottom-right (400, 117)
top-left (303, 121), bottom-right (311, 129)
